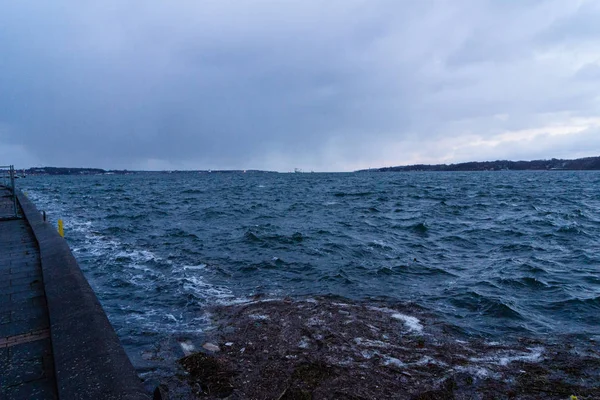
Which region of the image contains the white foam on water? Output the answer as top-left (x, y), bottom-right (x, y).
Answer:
top-left (215, 297), bottom-right (279, 306)
top-left (180, 341), bottom-right (196, 356)
top-left (486, 341), bottom-right (501, 346)
top-left (332, 302), bottom-right (349, 307)
top-left (371, 240), bottom-right (394, 250)
top-left (367, 306), bottom-right (387, 313)
top-left (122, 307), bottom-right (210, 335)
top-left (127, 264), bottom-right (153, 274)
top-left (182, 275), bottom-right (234, 300)
top-left (248, 314), bottom-right (270, 320)
top-left (414, 356), bottom-right (447, 367)
top-left (23, 189), bottom-right (233, 338)
top-left (177, 266), bottom-right (240, 305)
top-left (183, 264), bottom-right (207, 271)
top-left (116, 249), bottom-right (159, 263)
top-left (454, 365), bottom-right (494, 379)
top-left (381, 354), bottom-right (449, 370)
top-left (470, 347), bottom-right (544, 366)
top-left (129, 274), bottom-right (155, 288)
top-left (497, 347), bottom-right (544, 366)
top-left (29, 191), bottom-right (167, 292)
top-left (353, 337), bottom-right (390, 348)
top-left (67, 220), bottom-right (93, 233)
top-left (391, 313), bottom-right (423, 333)
top-left (166, 314), bottom-right (178, 323)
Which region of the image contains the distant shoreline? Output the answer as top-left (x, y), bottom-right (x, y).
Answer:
top-left (19, 168), bottom-right (279, 176)
top-left (358, 156), bottom-right (600, 172)
top-left (16, 156), bottom-right (600, 175)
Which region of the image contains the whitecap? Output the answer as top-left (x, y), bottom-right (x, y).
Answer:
top-left (166, 314), bottom-right (178, 322)
top-left (469, 347), bottom-right (544, 366)
top-left (454, 365), bottom-right (494, 379)
top-left (354, 337), bottom-right (390, 348)
top-left (182, 264), bottom-right (207, 271)
top-left (391, 313), bottom-right (423, 333)
top-left (181, 275), bottom-right (234, 300)
top-left (180, 340), bottom-right (196, 356)
top-left (248, 314), bottom-right (270, 320)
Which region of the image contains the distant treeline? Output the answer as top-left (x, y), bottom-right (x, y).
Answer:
top-left (23, 167), bottom-right (277, 175)
top-left (360, 156), bottom-right (600, 172)
top-left (25, 167), bottom-right (108, 175)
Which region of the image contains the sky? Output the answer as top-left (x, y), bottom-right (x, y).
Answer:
top-left (1, 0), bottom-right (599, 172)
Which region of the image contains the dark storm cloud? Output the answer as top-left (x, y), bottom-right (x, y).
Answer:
top-left (1, 0), bottom-right (599, 171)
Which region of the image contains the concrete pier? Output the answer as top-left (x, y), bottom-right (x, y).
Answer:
top-left (0, 187), bottom-right (57, 398)
top-left (1, 187), bottom-right (150, 400)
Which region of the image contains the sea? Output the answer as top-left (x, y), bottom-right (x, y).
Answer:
top-left (18, 171), bottom-right (600, 383)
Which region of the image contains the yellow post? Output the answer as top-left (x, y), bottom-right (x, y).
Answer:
top-left (58, 219), bottom-right (64, 237)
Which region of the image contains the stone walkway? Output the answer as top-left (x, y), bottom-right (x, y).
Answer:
top-left (0, 188), bottom-right (58, 399)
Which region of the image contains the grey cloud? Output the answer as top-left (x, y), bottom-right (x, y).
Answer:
top-left (1, 0), bottom-right (599, 171)
top-left (478, 127), bottom-right (600, 162)
top-left (575, 63), bottom-right (600, 81)
top-left (538, 1), bottom-right (600, 44)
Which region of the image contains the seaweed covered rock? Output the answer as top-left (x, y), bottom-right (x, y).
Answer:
top-left (157, 297), bottom-right (600, 399)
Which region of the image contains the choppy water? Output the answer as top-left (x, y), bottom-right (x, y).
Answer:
top-left (19, 172), bottom-right (600, 376)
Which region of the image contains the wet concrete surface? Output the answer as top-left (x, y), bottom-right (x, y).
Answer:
top-left (0, 188), bottom-right (58, 399)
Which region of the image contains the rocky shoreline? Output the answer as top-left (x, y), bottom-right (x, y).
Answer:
top-left (152, 296), bottom-right (599, 399)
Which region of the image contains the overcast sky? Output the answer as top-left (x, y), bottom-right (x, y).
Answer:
top-left (1, 1), bottom-right (599, 171)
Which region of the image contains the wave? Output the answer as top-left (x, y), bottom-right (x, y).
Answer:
top-left (547, 296), bottom-right (600, 312)
top-left (18, 171), bottom-right (600, 365)
top-left (450, 291), bottom-right (525, 321)
top-left (164, 228), bottom-right (201, 241)
top-left (556, 224), bottom-right (588, 235)
top-left (410, 222), bottom-right (428, 234)
top-left (243, 231), bottom-right (306, 245)
top-left (181, 189), bottom-right (203, 194)
top-left (334, 191), bottom-right (374, 197)
top-left (496, 276), bottom-right (550, 290)
top-left (393, 264), bottom-right (458, 277)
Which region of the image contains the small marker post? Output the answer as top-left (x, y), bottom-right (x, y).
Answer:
top-left (58, 219), bottom-right (64, 237)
